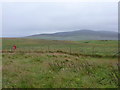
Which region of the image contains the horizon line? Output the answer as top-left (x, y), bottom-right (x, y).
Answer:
top-left (2, 29), bottom-right (118, 38)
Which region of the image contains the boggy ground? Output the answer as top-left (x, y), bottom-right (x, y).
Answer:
top-left (2, 51), bottom-right (118, 88)
top-left (2, 38), bottom-right (119, 88)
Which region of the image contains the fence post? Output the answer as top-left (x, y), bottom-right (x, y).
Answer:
top-left (48, 45), bottom-right (50, 52)
top-left (92, 47), bottom-right (95, 56)
top-left (70, 46), bottom-right (71, 54)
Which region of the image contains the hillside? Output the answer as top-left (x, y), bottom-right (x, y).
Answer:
top-left (26, 30), bottom-right (118, 40)
top-left (2, 38), bottom-right (118, 88)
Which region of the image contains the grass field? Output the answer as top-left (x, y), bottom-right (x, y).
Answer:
top-left (2, 38), bottom-right (119, 88)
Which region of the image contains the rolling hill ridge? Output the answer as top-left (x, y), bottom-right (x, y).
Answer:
top-left (26, 30), bottom-right (118, 40)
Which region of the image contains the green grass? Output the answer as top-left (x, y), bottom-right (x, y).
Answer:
top-left (2, 38), bottom-right (119, 88)
top-left (2, 38), bottom-right (118, 56)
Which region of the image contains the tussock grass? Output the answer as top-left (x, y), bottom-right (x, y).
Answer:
top-left (2, 38), bottom-right (119, 88)
top-left (2, 52), bottom-right (119, 88)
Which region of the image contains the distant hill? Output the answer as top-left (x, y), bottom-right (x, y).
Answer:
top-left (26, 30), bottom-right (118, 40)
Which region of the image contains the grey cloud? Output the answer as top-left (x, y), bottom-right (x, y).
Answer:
top-left (2, 2), bottom-right (118, 37)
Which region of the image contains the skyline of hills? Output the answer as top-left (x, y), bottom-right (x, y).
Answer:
top-left (26, 30), bottom-right (118, 41)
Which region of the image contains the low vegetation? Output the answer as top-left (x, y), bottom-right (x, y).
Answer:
top-left (2, 38), bottom-right (119, 88)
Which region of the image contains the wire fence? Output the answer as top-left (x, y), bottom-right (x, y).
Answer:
top-left (1, 45), bottom-right (119, 58)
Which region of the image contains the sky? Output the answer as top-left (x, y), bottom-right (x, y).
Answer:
top-left (1, 1), bottom-right (118, 37)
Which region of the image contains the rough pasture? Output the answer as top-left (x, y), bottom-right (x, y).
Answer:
top-left (2, 38), bottom-right (119, 88)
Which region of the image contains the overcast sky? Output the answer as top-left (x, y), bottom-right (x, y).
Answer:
top-left (2, 2), bottom-right (118, 37)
